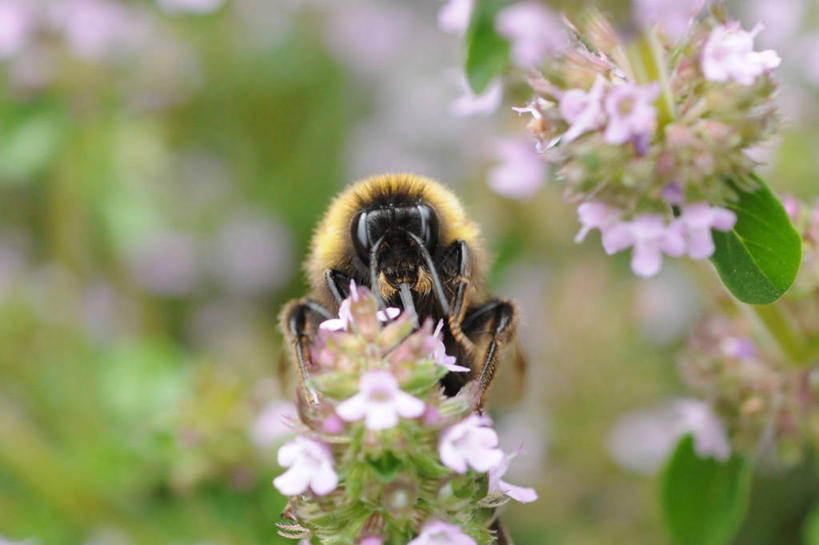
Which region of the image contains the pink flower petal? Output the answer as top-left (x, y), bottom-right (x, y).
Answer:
top-left (310, 463), bottom-right (340, 496)
top-left (336, 393), bottom-right (368, 422)
top-left (273, 465), bottom-right (312, 496)
top-left (711, 208), bottom-right (737, 231)
top-left (394, 391), bottom-right (426, 418)
top-left (631, 243), bottom-right (663, 277)
top-left (497, 479), bottom-right (538, 503)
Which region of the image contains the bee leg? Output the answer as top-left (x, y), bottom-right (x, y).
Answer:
top-left (325, 269), bottom-right (351, 305)
top-left (490, 515), bottom-right (514, 545)
top-left (443, 240), bottom-right (475, 352)
top-left (280, 299), bottom-right (334, 407)
top-left (461, 299), bottom-right (518, 408)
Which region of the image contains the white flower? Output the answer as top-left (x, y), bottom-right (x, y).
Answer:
top-left (702, 22), bottom-right (781, 86)
top-left (439, 415), bottom-right (503, 473)
top-left (320, 282), bottom-right (400, 331)
top-left (408, 521), bottom-right (476, 545)
top-left (273, 437), bottom-right (338, 496)
top-left (431, 320), bottom-right (470, 372)
top-left (488, 451), bottom-right (538, 503)
top-left (336, 370), bottom-right (425, 430)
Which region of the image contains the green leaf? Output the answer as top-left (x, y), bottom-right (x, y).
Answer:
top-left (660, 435), bottom-right (752, 545)
top-left (368, 451), bottom-right (403, 482)
top-left (710, 175), bottom-right (802, 304)
top-left (464, 0), bottom-right (509, 94)
top-left (804, 501), bottom-right (819, 545)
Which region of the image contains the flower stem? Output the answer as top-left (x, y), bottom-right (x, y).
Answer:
top-left (749, 303), bottom-right (806, 365)
top-left (625, 30), bottom-right (676, 126)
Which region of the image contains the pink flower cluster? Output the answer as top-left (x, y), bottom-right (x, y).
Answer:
top-left (559, 77), bottom-right (661, 148)
top-left (576, 201), bottom-right (736, 277)
top-left (274, 285), bottom-right (538, 543)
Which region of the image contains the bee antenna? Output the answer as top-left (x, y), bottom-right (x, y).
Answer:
top-left (369, 235), bottom-right (386, 309)
top-left (403, 230), bottom-right (450, 316)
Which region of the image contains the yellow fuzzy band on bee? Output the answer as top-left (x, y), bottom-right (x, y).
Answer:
top-left (306, 173), bottom-right (485, 293)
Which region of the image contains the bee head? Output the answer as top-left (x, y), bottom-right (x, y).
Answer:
top-left (351, 202), bottom-right (439, 289)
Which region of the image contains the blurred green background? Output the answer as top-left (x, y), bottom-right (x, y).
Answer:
top-left (1, 1), bottom-right (818, 544)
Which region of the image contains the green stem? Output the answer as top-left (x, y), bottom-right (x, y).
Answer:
top-left (750, 304), bottom-right (806, 365)
top-left (624, 31), bottom-right (676, 126)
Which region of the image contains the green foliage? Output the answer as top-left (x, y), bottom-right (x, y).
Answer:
top-left (464, 0), bottom-right (509, 93)
top-left (660, 435), bottom-right (752, 545)
top-left (711, 176), bottom-right (802, 304)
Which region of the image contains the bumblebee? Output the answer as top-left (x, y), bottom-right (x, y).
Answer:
top-left (280, 173), bottom-right (522, 408)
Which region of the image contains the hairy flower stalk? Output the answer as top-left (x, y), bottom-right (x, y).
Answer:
top-left (679, 197), bottom-right (819, 463)
top-left (274, 284), bottom-right (536, 545)
top-left (512, 2), bottom-right (781, 276)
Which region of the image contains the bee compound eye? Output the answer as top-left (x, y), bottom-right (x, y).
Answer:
top-left (417, 203), bottom-right (439, 252)
top-left (352, 210), bottom-right (370, 262)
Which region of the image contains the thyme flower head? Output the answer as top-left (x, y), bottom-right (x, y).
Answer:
top-left (274, 283), bottom-right (536, 545)
top-left (514, 3), bottom-right (781, 276)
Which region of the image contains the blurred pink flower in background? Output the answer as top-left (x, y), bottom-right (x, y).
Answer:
top-left (439, 414), bottom-right (503, 473)
top-left (633, 0), bottom-right (704, 39)
top-left (0, 0), bottom-right (33, 59)
top-left (273, 436), bottom-right (338, 496)
top-left (802, 34), bottom-right (819, 87)
top-left (745, 0), bottom-right (802, 49)
top-left (326, 4), bottom-right (412, 75)
top-left (359, 537), bottom-right (382, 545)
top-left (156, 0), bottom-right (225, 15)
top-left (127, 231), bottom-right (203, 296)
top-left (336, 370), bottom-right (425, 431)
top-left (49, 0), bottom-right (151, 61)
top-left (408, 521), bottom-right (476, 545)
top-left (251, 401), bottom-right (298, 448)
top-left (438, 0), bottom-right (473, 36)
top-left (702, 22), bottom-right (781, 86)
top-left (603, 82), bottom-right (660, 146)
top-left (633, 266), bottom-right (700, 345)
top-left (495, 1), bottom-right (566, 68)
top-left (782, 194), bottom-right (800, 222)
top-left (608, 398), bottom-right (731, 474)
top-left (209, 211), bottom-right (294, 295)
top-left (719, 336), bottom-right (758, 361)
top-left (450, 75), bottom-right (502, 117)
top-left (487, 137), bottom-right (546, 199)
